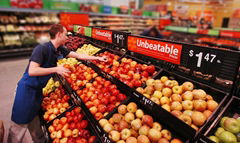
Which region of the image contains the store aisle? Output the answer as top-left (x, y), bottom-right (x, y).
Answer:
top-left (0, 57), bottom-right (32, 143)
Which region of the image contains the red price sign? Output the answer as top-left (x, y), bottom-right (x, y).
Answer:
top-left (220, 30), bottom-right (240, 38)
top-left (128, 36), bottom-right (182, 65)
top-left (92, 28), bottom-right (112, 43)
top-left (197, 29), bottom-right (208, 35)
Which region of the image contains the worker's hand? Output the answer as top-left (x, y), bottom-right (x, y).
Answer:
top-left (55, 66), bottom-right (70, 77)
top-left (98, 56), bottom-right (108, 62)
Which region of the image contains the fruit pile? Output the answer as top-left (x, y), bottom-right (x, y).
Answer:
top-left (106, 57), bottom-right (157, 88)
top-left (57, 58), bottom-right (79, 67)
top-left (99, 102), bottom-right (183, 143)
top-left (42, 78), bottom-right (60, 95)
top-left (76, 44), bottom-right (101, 56)
top-left (65, 35), bottom-right (86, 50)
top-left (76, 76), bottom-right (127, 120)
top-left (92, 51), bottom-right (120, 71)
top-left (64, 64), bottom-right (98, 91)
top-left (42, 87), bottom-right (71, 122)
top-left (136, 76), bottom-right (219, 130)
top-left (209, 116), bottom-right (240, 143)
top-left (48, 107), bottom-right (96, 143)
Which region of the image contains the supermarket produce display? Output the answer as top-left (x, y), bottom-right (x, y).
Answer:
top-left (0, 9), bottom-right (59, 58)
top-left (38, 25), bottom-right (240, 143)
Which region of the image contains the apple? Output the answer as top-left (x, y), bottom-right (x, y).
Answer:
top-left (109, 130), bottom-right (121, 142)
top-left (137, 135), bottom-right (150, 143)
top-left (56, 124), bottom-right (63, 131)
top-left (146, 65), bottom-right (155, 75)
top-left (161, 129), bottom-right (172, 140)
top-left (220, 117), bottom-right (229, 128)
top-left (151, 97), bottom-right (160, 105)
top-left (116, 140), bottom-right (125, 143)
top-left (145, 86), bottom-right (155, 95)
top-left (126, 137), bottom-right (137, 143)
top-left (136, 87), bottom-right (144, 94)
top-left (203, 110), bottom-right (212, 119)
top-left (63, 129), bottom-right (72, 138)
top-left (118, 105), bottom-right (127, 115)
top-left (170, 138), bottom-right (183, 143)
top-left (158, 138), bottom-right (169, 143)
top-left (48, 125), bottom-right (55, 133)
top-left (121, 128), bottom-right (131, 140)
top-left (89, 106), bottom-right (98, 115)
top-left (153, 122), bottom-right (162, 131)
top-left (130, 128), bottom-right (138, 137)
top-left (50, 131), bottom-right (57, 139)
top-left (160, 76), bottom-right (168, 83)
top-left (171, 110), bottom-right (182, 117)
top-left (56, 130), bottom-right (62, 139)
top-left (124, 112), bottom-right (135, 123)
top-left (206, 94), bottom-right (213, 101)
top-left (142, 115), bottom-right (153, 127)
top-left (99, 119), bottom-right (109, 127)
top-left (59, 117), bottom-right (67, 125)
top-left (154, 80), bottom-right (164, 91)
top-left (182, 91), bottom-right (193, 101)
top-left (49, 114), bottom-right (57, 121)
top-left (131, 119), bottom-right (142, 130)
top-left (182, 82), bottom-right (194, 91)
top-left (119, 120), bottom-right (129, 131)
top-left (164, 80), bottom-right (174, 88)
top-left (52, 138), bottom-right (60, 143)
top-left (109, 118), bottom-right (115, 125)
top-left (152, 91), bottom-right (163, 99)
top-left (143, 94), bottom-right (150, 98)
top-left (127, 102), bottom-right (138, 113)
top-left (191, 111), bottom-right (206, 126)
top-left (172, 86), bottom-right (183, 94)
top-left (112, 113), bottom-right (123, 123)
top-left (162, 88), bottom-right (172, 97)
top-left (162, 104), bottom-right (171, 112)
top-left (135, 109), bottom-right (144, 119)
top-left (60, 137), bottom-right (67, 143)
top-left (193, 100), bottom-right (207, 112)
top-left (207, 100), bottom-right (218, 112)
top-left (103, 123), bottom-right (114, 133)
top-left (179, 114), bottom-right (192, 125)
top-left (139, 125), bottom-right (150, 136)
top-left (148, 128), bottom-right (161, 142)
top-left (146, 79), bottom-right (155, 86)
top-left (193, 89), bottom-right (207, 100)
top-left (183, 110), bottom-right (193, 117)
top-left (170, 101), bottom-right (182, 111)
top-left (160, 97), bottom-right (170, 105)
top-left (88, 136), bottom-right (96, 143)
top-left (182, 100), bottom-right (193, 110)
top-left (170, 94), bottom-right (182, 102)
top-left (72, 129), bottom-right (79, 138)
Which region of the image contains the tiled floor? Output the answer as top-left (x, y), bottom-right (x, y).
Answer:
top-left (0, 57), bottom-right (32, 143)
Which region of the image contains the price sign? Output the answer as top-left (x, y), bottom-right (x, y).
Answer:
top-left (112, 31), bottom-right (128, 48)
top-left (102, 133), bottom-right (111, 143)
top-left (92, 28), bottom-right (112, 43)
top-left (186, 46), bottom-right (224, 74)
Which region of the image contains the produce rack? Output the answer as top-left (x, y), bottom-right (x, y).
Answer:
top-left (39, 25), bottom-right (240, 143)
top-left (0, 8), bottom-right (59, 58)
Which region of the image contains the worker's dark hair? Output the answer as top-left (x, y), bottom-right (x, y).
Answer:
top-left (49, 24), bottom-right (64, 39)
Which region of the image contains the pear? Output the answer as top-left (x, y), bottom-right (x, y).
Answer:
top-left (219, 131), bottom-right (237, 143)
top-left (214, 127), bottom-right (225, 137)
top-left (223, 118), bottom-right (240, 134)
top-left (220, 117), bottom-right (229, 128)
top-left (209, 136), bottom-right (219, 143)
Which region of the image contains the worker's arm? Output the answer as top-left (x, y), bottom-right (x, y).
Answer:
top-left (67, 51), bottom-right (107, 61)
top-left (28, 61), bottom-right (70, 76)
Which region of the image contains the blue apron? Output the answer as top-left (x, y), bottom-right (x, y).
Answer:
top-left (11, 73), bottom-right (51, 124)
top-left (11, 42), bottom-right (63, 124)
